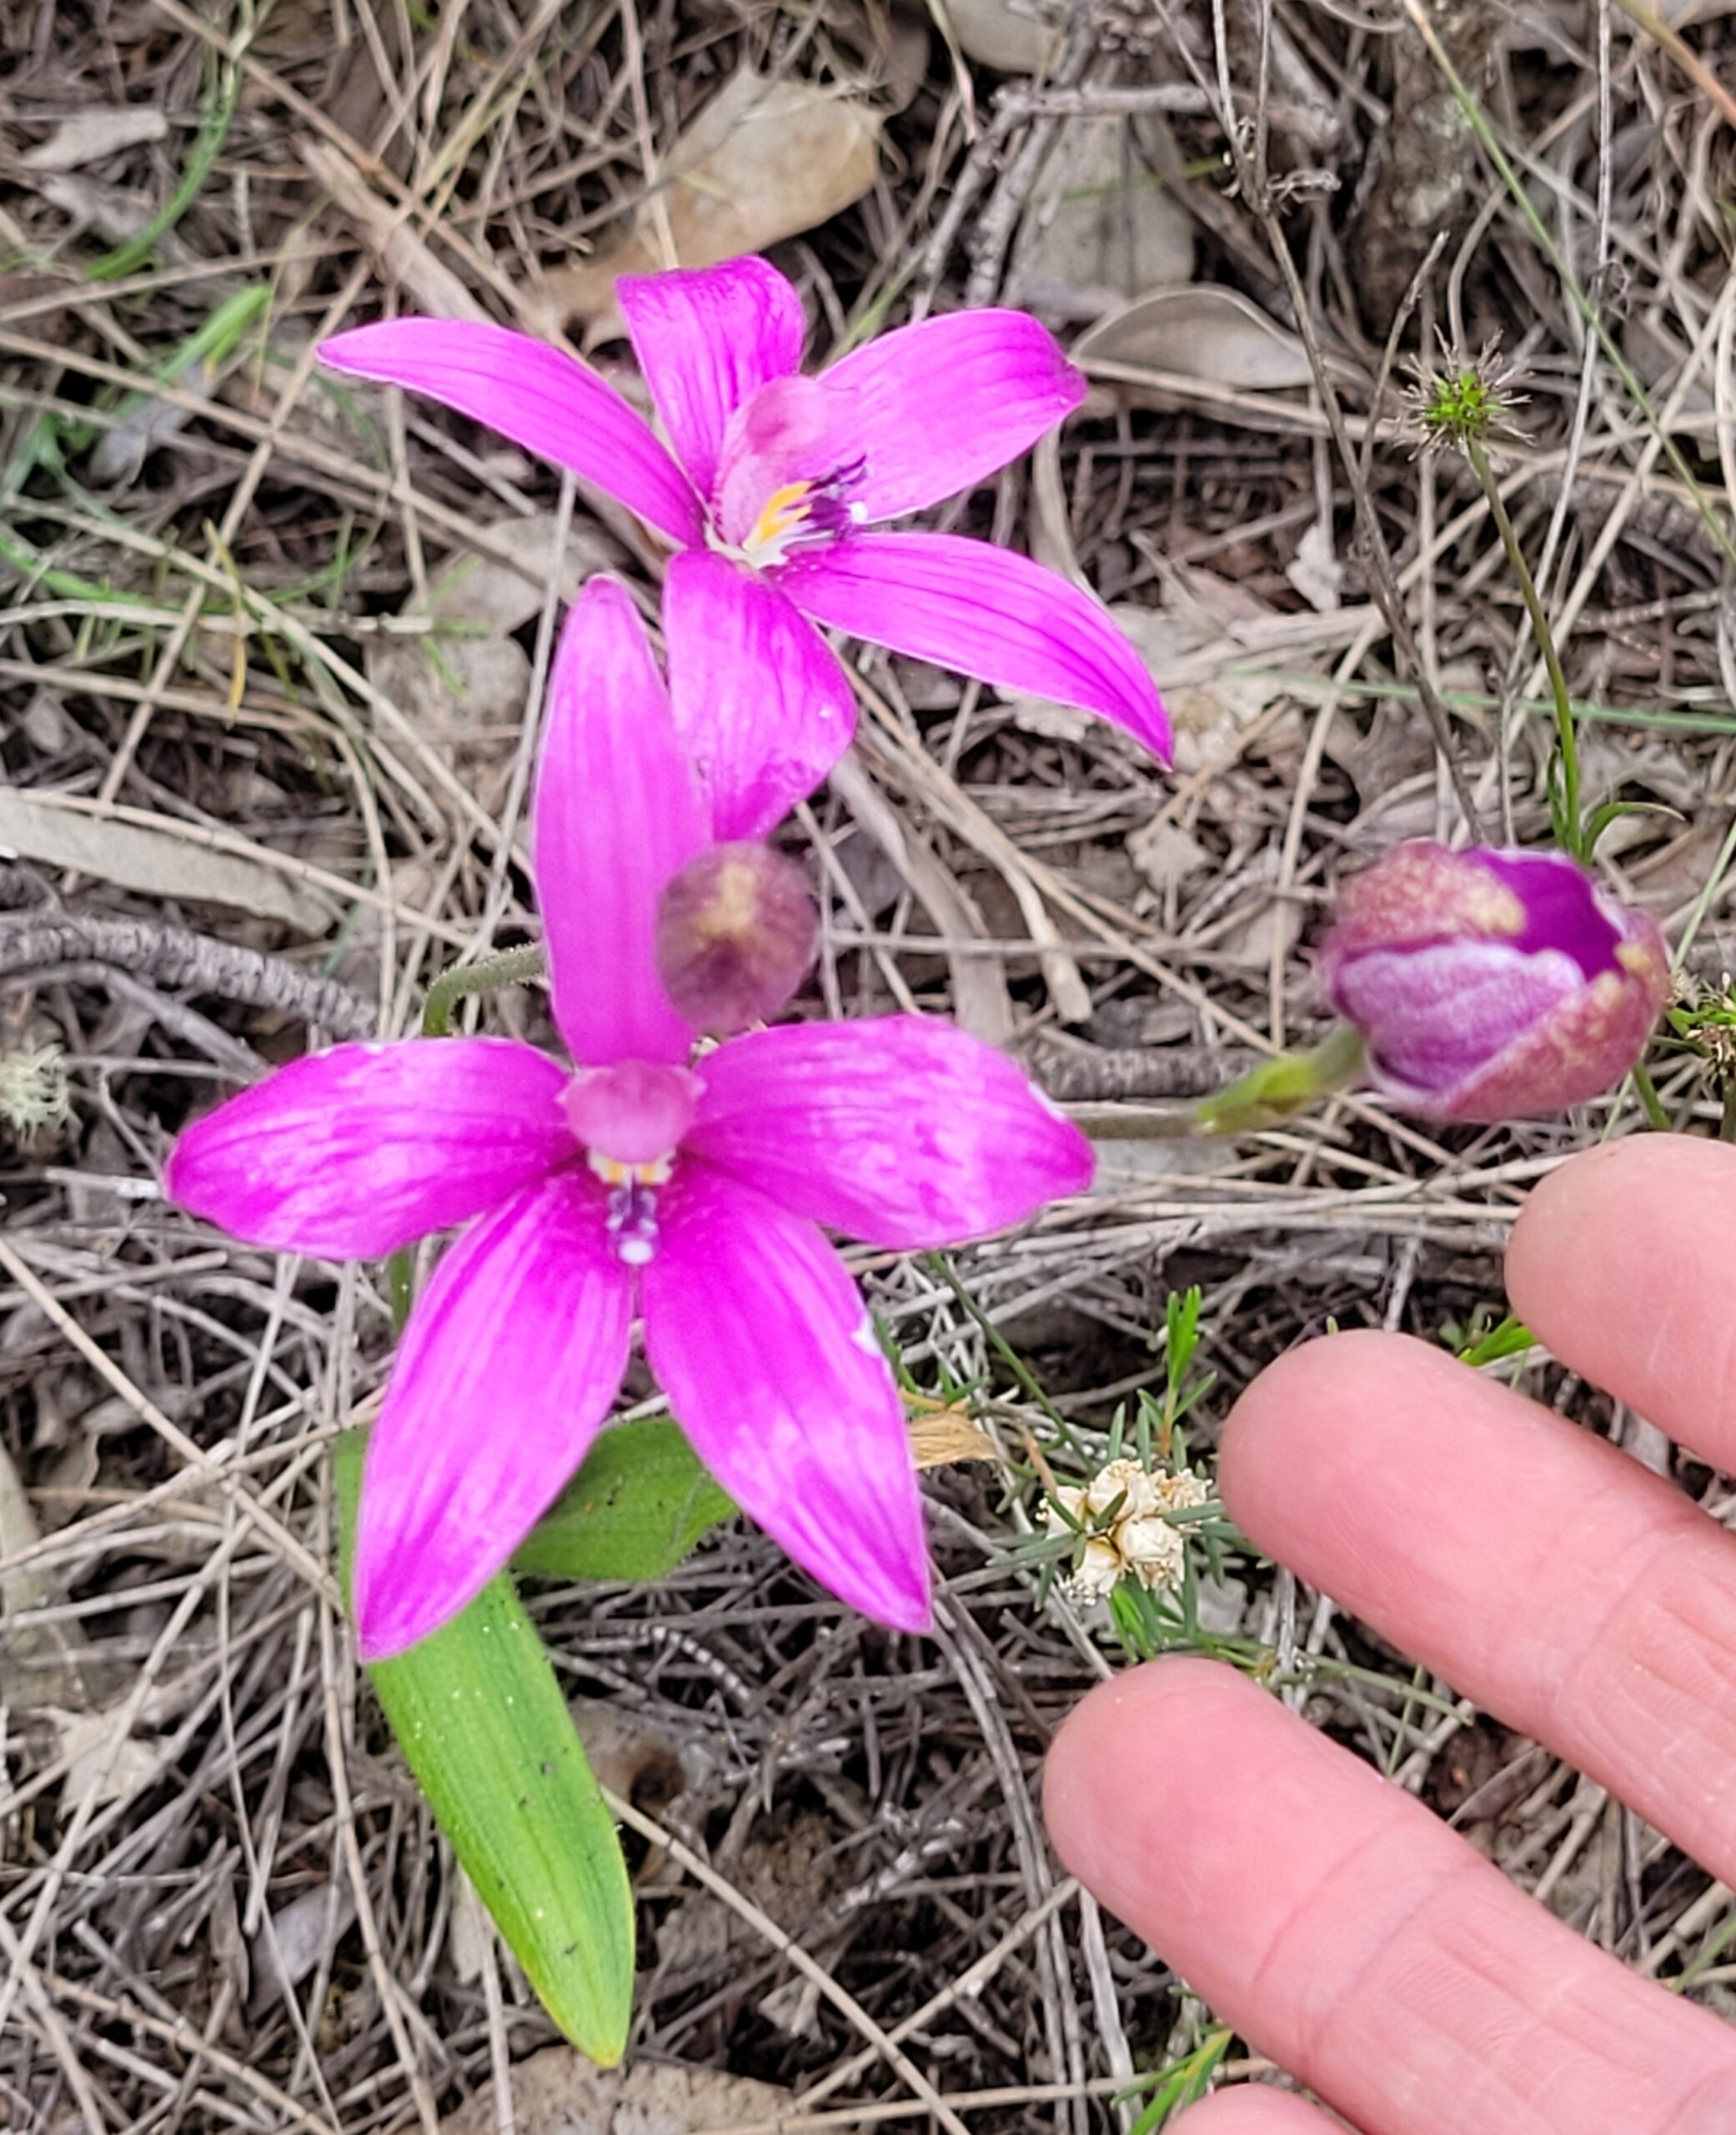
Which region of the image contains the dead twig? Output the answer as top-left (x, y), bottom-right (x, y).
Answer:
top-left (0, 890), bottom-right (376, 1042)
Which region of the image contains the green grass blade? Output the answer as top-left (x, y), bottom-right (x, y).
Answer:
top-left (333, 1431), bottom-right (635, 2062)
top-left (91, 63), bottom-right (239, 281)
top-left (513, 1418), bottom-right (734, 1583)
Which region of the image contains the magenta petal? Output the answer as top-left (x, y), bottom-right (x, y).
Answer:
top-left (664, 550), bottom-right (855, 839)
top-left (821, 310), bottom-right (1085, 521)
top-left (642, 1166), bottom-right (931, 1631)
top-left (354, 1171), bottom-right (633, 1658)
top-left (164, 1038), bottom-right (572, 1258)
top-left (318, 319), bottom-right (703, 548)
top-left (778, 532), bottom-right (1172, 764)
top-left (1333, 942), bottom-right (1582, 1101)
top-left (617, 259), bottom-right (805, 505)
top-left (534, 580), bottom-right (710, 1064)
top-left (687, 1017), bottom-right (1093, 1248)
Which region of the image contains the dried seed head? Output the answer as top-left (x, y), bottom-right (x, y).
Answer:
top-left (656, 841), bottom-right (817, 1036)
top-left (0, 1044), bottom-right (71, 1138)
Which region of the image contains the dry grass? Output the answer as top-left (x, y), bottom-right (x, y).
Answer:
top-left (4, 0), bottom-right (1736, 2127)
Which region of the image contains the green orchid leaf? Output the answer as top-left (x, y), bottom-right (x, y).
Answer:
top-left (333, 1431), bottom-right (634, 2062)
top-left (513, 1418), bottom-right (735, 1583)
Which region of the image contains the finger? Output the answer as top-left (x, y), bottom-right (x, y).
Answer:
top-left (1506, 1133), bottom-right (1736, 1470)
top-left (1173, 2092), bottom-right (1342, 2133)
top-left (1220, 1330), bottom-right (1736, 1886)
top-left (1046, 1661), bottom-right (1736, 2135)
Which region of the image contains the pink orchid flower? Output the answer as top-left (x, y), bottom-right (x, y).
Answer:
top-left (165, 579), bottom-right (1093, 1657)
top-left (1318, 842), bottom-right (1669, 1121)
top-left (319, 257), bottom-right (1169, 835)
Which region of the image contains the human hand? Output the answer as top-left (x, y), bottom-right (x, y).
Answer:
top-left (1044, 1134), bottom-right (1736, 2135)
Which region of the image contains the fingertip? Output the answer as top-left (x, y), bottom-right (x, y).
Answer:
top-left (1506, 1132), bottom-right (1736, 1329)
top-left (1173, 2093), bottom-right (1337, 2134)
top-left (1044, 1658), bottom-right (1254, 1901)
top-left (1219, 1329), bottom-right (1454, 1554)
top-left (1506, 1134), bottom-right (1736, 1464)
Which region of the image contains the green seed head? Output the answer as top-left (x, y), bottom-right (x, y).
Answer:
top-left (1404, 338), bottom-right (1528, 455)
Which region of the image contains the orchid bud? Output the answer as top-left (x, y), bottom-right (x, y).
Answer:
top-left (655, 841), bottom-right (817, 1036)
top-left (1317, 842), bottom-right (1669, 1123)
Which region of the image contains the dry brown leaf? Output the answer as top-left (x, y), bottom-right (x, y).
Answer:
top-left (0, 789), bottom-right (336, 934)
top-left (909, 1407), bottom-right (999, 1469)
top-left (20, 108), bottom-right (168, 172)
top-left (249, 1881), bottom-right (357, 2007)
top-left (935, 0), bottom-right (1057, 69)
top-left (439, 2044), bottom-right (840, 2135)
top-left (569, 1698), bottom-right (692, 1811)
top-left (0, 1441), bottom-right (104, 1728)
top-left (1076, 286), bottom-right (1319, 391)
top-left (1621, 312), bottom-right (1715, 419)
top-left (1007, 118), bottom-right (1195, 324)
top-left (536, 71), bottom-right (881, 341)
top-left (303, 141), bottom-right (487, 322)
top-left (44, 1704), bottom-right (163, 1815)
top-left (1127, 815), bottom-right (1212, 892)
top-left (0, 1438), bottom-right (43, 1619)
top-left (1285, 518), bottom-right (1344, 613)
top-left (1112, 600), bottom-right (1289, 776)
top-left (90, 356), bottom-right (213, 487)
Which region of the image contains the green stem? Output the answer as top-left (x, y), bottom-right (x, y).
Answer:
top-left (1464, 435), bottom-right (1583, 863)
top-left (422, 944), bottom-right (547, 1037)
top-left (1195, 1025), bottom-right (1367, 1137)
top-left (91, 63), bottom-right (238, 281)
top-left (1632, 1060), bottom-right (1671, 1133)
top-left (387, 1248), bottom-right (414, 1334)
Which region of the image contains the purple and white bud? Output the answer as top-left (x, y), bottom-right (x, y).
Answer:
top-left (656, 841), bottom-right (817, 1037)
top-left (1317, 842), bottom-right (1669, 1123)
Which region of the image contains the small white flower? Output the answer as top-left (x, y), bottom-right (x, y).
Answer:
top-left (1042, 1459), bottom-right (1208, 1601)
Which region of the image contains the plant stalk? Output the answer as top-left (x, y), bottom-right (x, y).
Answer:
top-left (1464, 435), bottom-right (1583, 862)
top-left (422, 943), bottom-right (547, 1037)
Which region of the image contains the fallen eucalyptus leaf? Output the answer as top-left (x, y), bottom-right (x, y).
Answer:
top-left (22, 108), bottom-right (168, 172)
top-left (1076, 285), bottom-right (1318, 392)
top-left (536, 70), bottom-right (881, 341)
top-left (935, 0), bottom-right (1057, 70)
top-left (1007, 118), bottom-right (1194, 324)
top-left (0, 790), bottom-right (334, 934)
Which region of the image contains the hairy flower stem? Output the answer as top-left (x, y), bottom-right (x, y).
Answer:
top-left (1463, 435), bottom-right (1584, 864)
top-left (422, 944), bottom-right (549, 1037)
